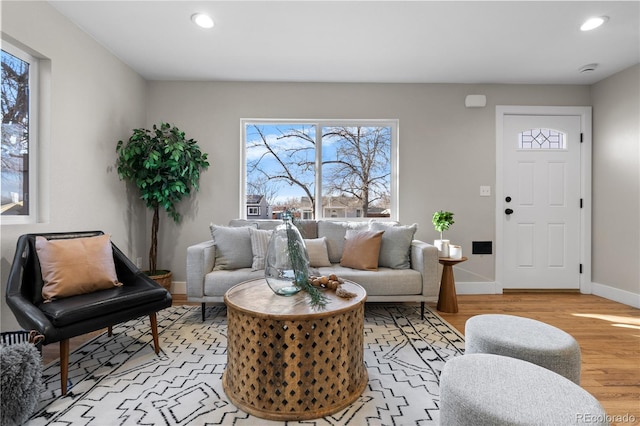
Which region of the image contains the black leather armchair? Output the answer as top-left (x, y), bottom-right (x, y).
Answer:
top-left (6, 231), bottom-right (172, 395)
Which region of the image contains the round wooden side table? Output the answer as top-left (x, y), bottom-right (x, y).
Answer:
top-left (223, 278), bottom-right (368, 421)
top-left (437, 256), bottom-right (468, 313)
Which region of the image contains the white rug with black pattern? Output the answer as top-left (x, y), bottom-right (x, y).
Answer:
top-left (28, 304), bottom-right (464, 425)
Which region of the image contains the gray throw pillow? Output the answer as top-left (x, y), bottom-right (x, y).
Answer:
top-left (317, 221), bottom-right (348, 263)
top-left (369, 222), bottom-right (418, 269)
top-left (209, 224), bottom-right (254, 270)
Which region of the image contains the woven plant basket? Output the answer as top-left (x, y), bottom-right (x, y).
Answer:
top-left (148, 270), bottom-right (172, 292)
top-left (0, 331), bottom-right (44, 353)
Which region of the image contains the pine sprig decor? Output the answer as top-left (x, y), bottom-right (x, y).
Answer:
top-left (287, 212), bottom-right (328, 309)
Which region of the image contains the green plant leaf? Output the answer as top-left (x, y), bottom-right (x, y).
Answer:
top-left (432, 210), bottom-right (455, 233)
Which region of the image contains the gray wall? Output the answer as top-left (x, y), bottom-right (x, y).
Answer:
top-left (146, 82), bottom-right (590, 285)
top-left (591, 64), bottom-right (640, 297)
top-left (1, 2), bottom-right (637, 333)
top-left (0, 1), bottom-right (148, 330)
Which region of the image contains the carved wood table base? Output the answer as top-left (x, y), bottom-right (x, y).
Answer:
top-left (223, 278), bottom-right (368, 420)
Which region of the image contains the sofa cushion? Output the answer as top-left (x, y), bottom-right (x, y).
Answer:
top-left (249, 228), bottom-right (273, 270)
top-left (316, 265), bottom-right (423, 296)
top-left (210, 225), bottom-right (254, 270)
top-left (36, 234), bottom-right (121, 301)
top-left (229, 219), bottom-right (318, 239)
top-left (317, 221), bottom-right (369, 263)
top-left (38, 278), bottom-right (169, 327)
top-left (340, 230), bottom-right (384, 271)
top-left (229, 219), bottom-right (272, 229)
top-left (204, 268), bottom-right (264, 297)
top-left (305, 237), bottom-right (331, 267)
top-left (369, 222), bottom-right (418, 269)
top-left (293, 220), bottom-right (318, 239)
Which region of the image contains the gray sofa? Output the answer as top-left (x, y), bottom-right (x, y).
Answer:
top-left (187, 219), bottom-right (440, 320)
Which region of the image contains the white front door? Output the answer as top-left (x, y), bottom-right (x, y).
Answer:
top-left (499, 111), bottom-right (585, 289)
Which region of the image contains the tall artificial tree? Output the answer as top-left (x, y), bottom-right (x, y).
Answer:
top-left (116, 122), bottom-right (209, 274)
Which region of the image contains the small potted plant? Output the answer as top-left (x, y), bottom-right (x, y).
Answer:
top-left (432, 210), bottom-right (454, 258)
top-left (116, 122), bottom-right (209, 290)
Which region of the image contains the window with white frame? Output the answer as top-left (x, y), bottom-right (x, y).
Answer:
top-left (1, 42), bottom-right (38, 224)
top-left (243, 120), bottom-right (397, 220)
top-left (247, 206), bottom-right (260, 216)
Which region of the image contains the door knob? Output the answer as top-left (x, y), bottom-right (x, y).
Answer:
top-left (505, 208), bottom-right (514, 215)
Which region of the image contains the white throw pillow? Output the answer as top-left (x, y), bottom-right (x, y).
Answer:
top-left (304, 237), bottom-right (332, 267)
top-left (249, 228), bottom-right (273, 270)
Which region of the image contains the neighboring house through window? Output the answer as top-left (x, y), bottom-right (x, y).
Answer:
top-left (1, 41), bottom-right (38, 224)
top-left (246, 194), bottom-right (269, 218)
top-left (243, 120), bottom-right (397, 220)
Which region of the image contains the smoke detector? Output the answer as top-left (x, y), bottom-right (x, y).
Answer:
top-left (579, 63), bottom-right (598, 74)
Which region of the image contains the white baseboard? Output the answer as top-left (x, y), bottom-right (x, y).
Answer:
top-left (456, 282), bottom-right (502, 294)
top-left (171, 280), bottom-right (502, 296)
top-left (172, 279), bottom-right (639, 308)
top-left (591, 281), bottom-right (640, 309)
top-left (172, 281), bottom-right (186, 295)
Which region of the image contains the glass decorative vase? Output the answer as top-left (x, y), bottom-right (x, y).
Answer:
top-left (264, 214), bottom-right (310, 296)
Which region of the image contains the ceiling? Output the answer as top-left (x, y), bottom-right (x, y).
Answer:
top-left (48, 1), bottom-right (640, 85)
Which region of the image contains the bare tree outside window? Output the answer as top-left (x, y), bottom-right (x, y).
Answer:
top-left (246, 123), bottom-right (317, 214)
top-left (246, 175), bottom-right (282, 207)
top-left (322, 126), bottom-right (391, 218)
top-left (1, 48), bottom-right (30, 217)
top-left (244, 121), bottom-right (394, 219)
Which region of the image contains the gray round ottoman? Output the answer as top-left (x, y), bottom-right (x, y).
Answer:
top-left (440, 354), bottom-right (608, 426)
top-left (465, 314), bottom-right (581, 384)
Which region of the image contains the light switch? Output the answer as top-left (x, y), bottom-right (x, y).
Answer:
top-left (480, 186), bottom-right (491, 197)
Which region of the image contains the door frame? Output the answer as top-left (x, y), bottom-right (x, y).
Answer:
top-left (495, 106), bottom-right (592, 293)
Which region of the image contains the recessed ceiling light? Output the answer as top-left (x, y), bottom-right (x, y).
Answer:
top-left (580, 16), bottom-right (608, 31)
top-left (191, 13), bottom-right (214, 29)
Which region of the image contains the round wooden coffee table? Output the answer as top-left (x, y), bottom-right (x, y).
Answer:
top-left (223, 278), bottom-right (368, 420)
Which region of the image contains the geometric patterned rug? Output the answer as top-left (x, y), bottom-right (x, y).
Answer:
top-left (27, 304), bottom-right (465, 425)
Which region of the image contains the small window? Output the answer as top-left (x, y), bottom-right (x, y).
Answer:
top-left (519, 128), bottom-right (566, 150)
top-left (247, 206), bottom-right (260, 216)
top-left (1, 42), bottom-right (39, 224)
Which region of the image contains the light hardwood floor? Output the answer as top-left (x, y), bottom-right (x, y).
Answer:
top-left (42, 293), bottom-right (639, 425)
top-left (437, 293), bottom-right (640, 426)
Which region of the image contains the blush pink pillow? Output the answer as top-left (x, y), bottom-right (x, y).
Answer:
top-left (36, 235), bottom-right (121, 301)
top-left (340, 230), bottom-right (384, 271)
